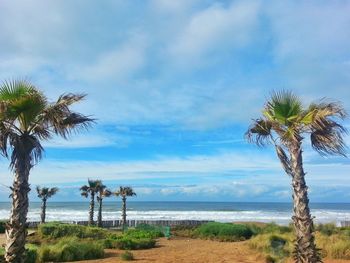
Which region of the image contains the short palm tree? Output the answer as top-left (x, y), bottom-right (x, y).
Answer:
top-left (36, 186), bottom-right (59, 224)
top-left (96, 183), bottom-right (112, 227)
top-left (80, 179), bottom-right (101, 225)
top-left (0, 80), bottom-right (93, 263)
top-left (246, 91), bottom-right (347, 263)
top-left (115, 186), bottom-right (136, 230)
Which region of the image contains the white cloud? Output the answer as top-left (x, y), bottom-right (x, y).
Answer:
top-left (169, 1), bottom-right (260, 65)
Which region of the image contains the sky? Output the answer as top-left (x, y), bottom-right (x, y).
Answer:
top-left (0, 0), bottom-right (349, 202)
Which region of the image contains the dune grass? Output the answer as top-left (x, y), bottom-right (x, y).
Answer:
top-left (248, 223), bottom-right (350, 262)
top-left (37, 236), bottom-right (104, 262)
top-left (38, 222), bottom-right (107, 239)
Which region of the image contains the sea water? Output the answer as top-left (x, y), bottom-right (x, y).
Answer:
top-left (1, 202), bottom-right (350, 225)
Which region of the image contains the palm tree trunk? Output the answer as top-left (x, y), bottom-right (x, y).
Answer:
top-left (97, 198), bottom-right (103, 228)
top-left (40, 199), bottom-right (47, 224)
top-left (121, 197), bottom-right (127, 230)
top-left (5, 149), bottom-right (32, 263)
top-left (89, 193), bottom-right (95, 225)
top-left (289, 142), bottom-right (321, 263)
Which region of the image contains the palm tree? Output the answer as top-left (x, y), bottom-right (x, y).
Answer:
top-left (246, 91), bottom-right (347, 263)
top-left (36, 186), bottom-right (59, 224)
top-left (115, 186), bottom-right (136, 230)
top-left (80, 179), bottom-right (101, 225)
top-left (0, 79), bottom-right (93, 263)
top-left (96, 183), bottom-right (112, 227)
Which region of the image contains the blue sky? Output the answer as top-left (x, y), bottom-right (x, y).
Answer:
top-left (0, 0), bottom-right (349, 202)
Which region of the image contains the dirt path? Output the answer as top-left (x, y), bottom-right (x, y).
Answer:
top-left (76, 237), bottom-right (266, 263)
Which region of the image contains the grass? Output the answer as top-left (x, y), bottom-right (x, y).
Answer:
top-left (37, 236), bottom-right (104, 262)
top-left (248, 223), bottom-right (350, 261)
top-left (120, 250), bottom-right (134, 261)
top-left (190, 222), bottom-right (254, 241)
top-left (38, 222), bottom-right (107, 239)
top-left (104, 230), bottom-right (157, 250)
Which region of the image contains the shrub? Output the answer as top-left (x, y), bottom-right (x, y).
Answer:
top-left (194, 222), bottom-right (253, 241)
top-left (171, 225), bottom-right (198, 238)
top-left (120, 251), bottom-right (134, 261)
top-left (317, 223), bottom-right (338, 236)
top-left (265, 255), bottom-right (276, 263)
top-left (0, 221), bottom-right (6, 234)
top-left (37, 237), bottom-right (104, 262)
top-left (316, 232), bottom-right (350, 259)
top-left (248, 232), bottom-right (293, 261)
top-left (38, 222), bottom-right (107, 239)
top-left (135, 224), bottom-right (164, 238)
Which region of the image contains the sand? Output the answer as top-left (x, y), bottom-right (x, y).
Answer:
top-left (1, 235), bottom-right (349, 262)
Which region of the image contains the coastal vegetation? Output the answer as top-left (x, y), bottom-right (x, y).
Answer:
top-left (36, 186), bottom-right (59, 224)
top-left (115, 186), bottom-right (137, 230)
top-left (246, 91), bottom-right (347, 262)
top-left (0, 80), bottom-right (93, 263)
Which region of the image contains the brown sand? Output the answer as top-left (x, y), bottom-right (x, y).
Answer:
top-left (1, 235), bottom-right (349, 262)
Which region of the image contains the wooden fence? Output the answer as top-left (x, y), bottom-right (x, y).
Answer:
top-left (27, 219), bottom-right (211, 228)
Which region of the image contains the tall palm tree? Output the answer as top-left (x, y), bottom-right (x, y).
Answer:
top-left (115, 186), bottom-right (136, 230)
top-left (80, 179), bottom-right (101, 225)
top-left (246, 91), bottom-right (347, 263)
top-left (96, 183), bottom-right (112, 227)
top-left (36, 186), bottom-right (59, 224)
top-left (0, 79), bottom-right (93, 263)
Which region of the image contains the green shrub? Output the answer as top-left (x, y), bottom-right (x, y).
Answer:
top-left (25, 245), bottom-right (38, 263)
top-left (317, 223), bottom-right (338, 236)
top-left (38, 222), bottom-right (107, 239)
top-left (120, 251), bottom-right (134, 261)
top-left (135, 224), bottom-right (164, 238)
top-left (0, 221), bottom-right (6, 234)
top-left (37, 237), bottom-right (104, 262)
top-left (194, 222), bottom-right (253, 241)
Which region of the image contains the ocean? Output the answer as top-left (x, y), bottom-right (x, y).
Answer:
top-left (1, 202), bottom-right (350, 225)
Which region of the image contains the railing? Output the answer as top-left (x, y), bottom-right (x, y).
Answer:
top-left (27, 219), bottom-right (211, 228)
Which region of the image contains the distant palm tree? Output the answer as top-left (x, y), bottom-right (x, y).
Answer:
top-left (96, 183), bottom-right (112, 227)
top-left (246, 91), bottom-right (347, 263)
top-left (80, 179), bottom-right (101, 225)
top-left (115, 186), bottom-right (136, 230)
top-left (36, 186), bottom-right (59, 224)
top-left (0, 79), bottom-right (93, 263)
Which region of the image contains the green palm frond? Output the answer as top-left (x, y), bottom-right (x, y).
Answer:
top-left (0, 79), bottom-right (94, 171)
top-left (265, 90), bottom-right (303, 126)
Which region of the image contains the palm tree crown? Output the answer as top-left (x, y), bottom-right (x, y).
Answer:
top-left (115, 186), bottom-right (136, 198)
top-left (0, 80), bottom-right (94, 168)
top-left (80, 179), bottom-right (102, 197)
top-left (97, 183), bottom-right (112, 200)
top-left (36, 186), bottom-right (59, 200)
top-left (246, 91), bottom-right (347, 164)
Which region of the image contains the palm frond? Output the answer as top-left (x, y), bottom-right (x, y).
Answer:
top-left (266, 90), bottom-right (303, 126)
top-left (275, 145), bottom-right (292, 176)
top-left (246, 119), bottom-right (272, 146)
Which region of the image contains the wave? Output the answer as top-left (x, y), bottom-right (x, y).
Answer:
top-left (1, 209), bottom-right (350, 225)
